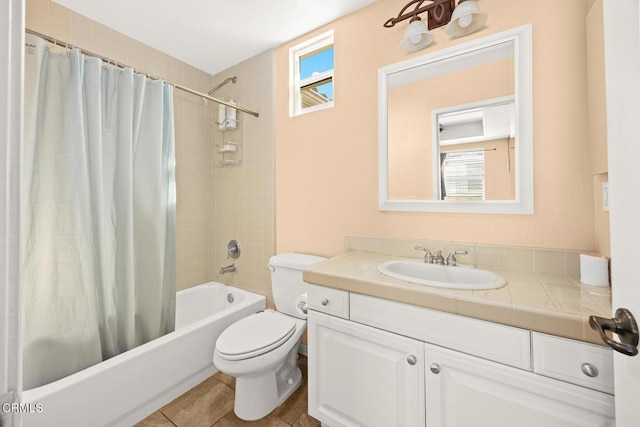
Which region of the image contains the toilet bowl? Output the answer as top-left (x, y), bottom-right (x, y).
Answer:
top-left (213, 253), bottom-right (326, 421)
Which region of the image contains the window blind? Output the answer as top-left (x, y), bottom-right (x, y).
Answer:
top-left (442, 149), bottom-right (485, 200)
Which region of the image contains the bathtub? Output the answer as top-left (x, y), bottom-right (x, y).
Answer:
top-left (21, 282), bottom-right (266, 427)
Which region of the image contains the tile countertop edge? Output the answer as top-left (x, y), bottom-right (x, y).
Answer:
top-left (303, 251), bottom-right (611, 346)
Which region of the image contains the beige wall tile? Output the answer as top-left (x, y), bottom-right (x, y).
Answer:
top-left (476, 245), bottom-right (505, 268)
top-left (71, 11), bottom-right (92, 34)
top-left (533, 249), bottom-right (565, 274)
top-left (26, 0), bottom-right (48, 15)
top-left (345, 235), bottom-right (382, 254)
top-left (48, 17), bottom-right (71, 42)
top-left (48, 1), bottom-right (71, 26)
top-left (504, 247), bottom-right (533, 272)
top-left (91, 20), bottom-right (112, 41)
top-left (210, 49), bottom-right (275, 302)
top-left (71, 27), bottom-right (91, 51)
top-left (25, 9), bottom-right (48, 34)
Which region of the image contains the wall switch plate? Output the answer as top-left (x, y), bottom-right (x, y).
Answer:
top-left (602, 182), bottom-right (609, 212)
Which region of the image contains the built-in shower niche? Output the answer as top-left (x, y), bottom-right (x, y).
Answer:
top-left (216, 100), bottom-right (243, 167)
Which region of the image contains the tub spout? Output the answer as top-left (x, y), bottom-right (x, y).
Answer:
top-left (219, 263), bottom-right (237, 275)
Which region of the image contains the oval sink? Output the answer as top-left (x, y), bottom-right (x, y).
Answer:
top-left (377, 260), bottom-right (506, 290)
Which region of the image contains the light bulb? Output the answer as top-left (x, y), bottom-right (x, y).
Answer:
top-left (410, 34), bottom-right (422, 44)
top-left (458, 14), bottom-right (473, 28)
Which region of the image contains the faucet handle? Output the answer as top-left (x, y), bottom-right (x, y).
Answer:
top-left (446, 250), bottom-right (468, 266)
top-left (415, 246), bottom-right (433, 263)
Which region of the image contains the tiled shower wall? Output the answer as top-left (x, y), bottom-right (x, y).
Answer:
top-left (210, 52), bottom-right (276, 307)
top-left (25, 0), bottom-right (216, 290)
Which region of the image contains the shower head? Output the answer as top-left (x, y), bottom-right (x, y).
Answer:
top-left (207, 76), bottom-right (237, 95)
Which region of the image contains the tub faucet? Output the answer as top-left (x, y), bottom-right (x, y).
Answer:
top-left (220, 263), bottom-right (237, 275)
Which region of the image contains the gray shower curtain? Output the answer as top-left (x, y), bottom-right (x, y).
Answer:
top-left (22, 34), bottom-right (176, 389)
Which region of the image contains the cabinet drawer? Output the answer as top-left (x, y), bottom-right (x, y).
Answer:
top-left (532, 332), bottom-right (614, 394)
top-left (308, 284), bottom-right (349, 319)
top-left (350, 293), bottom-right (531, 370)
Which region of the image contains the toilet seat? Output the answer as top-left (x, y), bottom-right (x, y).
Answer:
top-left (216, 311), bottom-right (296, 361)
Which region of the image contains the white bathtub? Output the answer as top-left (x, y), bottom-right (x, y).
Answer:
top-left (21, 282), bottom-right (266, 427)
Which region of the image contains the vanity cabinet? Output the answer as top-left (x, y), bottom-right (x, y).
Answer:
top-left (307, 286), bottom-right (615, 427)
top-left (308, 311), bottom-right (425, 427)
top-left (425, 344), bottom-right (615, 427)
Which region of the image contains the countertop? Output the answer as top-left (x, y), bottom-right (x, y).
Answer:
top-left (302, 251), bottom-right (612, 345)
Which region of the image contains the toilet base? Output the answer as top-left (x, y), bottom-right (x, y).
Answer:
top-left (233, 350), bottom-right (303, 421)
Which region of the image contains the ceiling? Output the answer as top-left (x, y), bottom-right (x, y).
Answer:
top-left (53, 0), bottom-right (378, 75)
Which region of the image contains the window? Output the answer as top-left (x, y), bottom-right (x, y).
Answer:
top-left (440, 149), bottom-right (485, 200)
top-left (290, 30), bottom-right (334, 116)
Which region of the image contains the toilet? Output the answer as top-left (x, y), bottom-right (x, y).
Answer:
top-left (213, 253), bottom-right (326, 421)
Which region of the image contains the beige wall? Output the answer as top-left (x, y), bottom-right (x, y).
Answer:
top-left (275, 0), bottom-right (595, 257)
top-left (26, 0), bottom-right (217, 289)
top-left (587, 0), bottom-right (610, 257)
top-left (210, 52), bottom-right (277, 307)
top-left (388, 58), bottom-right (514, 200)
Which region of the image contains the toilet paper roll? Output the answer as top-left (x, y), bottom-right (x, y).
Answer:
top-left (294, 292), bottom-right (308, 318)
top-left (580, 253), bottom-right (609, 287)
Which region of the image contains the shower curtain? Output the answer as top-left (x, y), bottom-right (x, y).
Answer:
top-left (22, 34), bottom-right (176, 390)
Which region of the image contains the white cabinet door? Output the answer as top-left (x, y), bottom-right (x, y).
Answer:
top-left (308, 311), bottom-right (425, 427)
top-left (425, 344), bottom-right (615, 427)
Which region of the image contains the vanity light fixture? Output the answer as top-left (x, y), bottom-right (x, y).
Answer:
top-left (384, 0), bottom-right (487, 52)
top-left (400, 17), bottom-right (434, 51)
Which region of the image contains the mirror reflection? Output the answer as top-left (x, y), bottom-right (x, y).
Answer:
top-left (387, 40), bottom-right (515, 202)
top-left (437, 98), bottom-right (515, 201)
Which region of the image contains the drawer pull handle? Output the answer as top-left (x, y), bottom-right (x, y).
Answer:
top-left (407, 355), bottom-right (417, 365)
top-left (321, 298), bottom-right (329, 306)
top-left (581, 363), bottom-right (599, 378)
top-left (430, 363), bottom-right (441, 374)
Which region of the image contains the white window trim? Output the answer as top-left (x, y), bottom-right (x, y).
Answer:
top-left (289, 30), bottom-right (334, 117)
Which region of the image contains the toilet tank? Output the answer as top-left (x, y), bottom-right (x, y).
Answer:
top-left (269, 253), bottom-right (327, 319)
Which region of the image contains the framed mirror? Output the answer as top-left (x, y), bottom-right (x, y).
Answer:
top-left (378, 25), bottom-right (532, 214)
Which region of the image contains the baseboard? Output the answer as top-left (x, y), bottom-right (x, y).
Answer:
top-left (298, 343), bottom-right (308, 357)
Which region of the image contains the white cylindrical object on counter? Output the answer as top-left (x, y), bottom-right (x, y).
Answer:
top-left (580, 253), bottom-right (609, 287)
top-left (294, 292), bottom-right (308, 318)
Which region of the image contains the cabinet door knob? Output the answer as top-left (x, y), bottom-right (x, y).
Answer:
top-left (407, 355), bottom-right (417, 365)
top-left (581, 363), bottom-right (599, 378)
top-left (321, 298), bottom-right (329, 306)
top-left (430, 363), bottom-right (441, 374)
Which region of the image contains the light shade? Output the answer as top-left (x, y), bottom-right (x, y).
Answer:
top-left (445, 0), bottom-right (487, 38)
top-left (400, 19), bottom-right (434, 52)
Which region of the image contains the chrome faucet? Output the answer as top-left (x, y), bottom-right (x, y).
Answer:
top-left (415, 246), bottom-right (433, 263)
top-left (446, 250), bottom-right (468, 266)
top-left (432, 250), bottom-right (445, 265)
top-left (219, 263), bottom-right (237, 275)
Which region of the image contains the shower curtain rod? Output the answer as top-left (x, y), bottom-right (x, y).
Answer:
top-left (25, 28), bottom-right (260, 118)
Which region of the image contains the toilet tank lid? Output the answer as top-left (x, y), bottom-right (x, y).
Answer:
top-left (269, 253), bottom-right (327, 270)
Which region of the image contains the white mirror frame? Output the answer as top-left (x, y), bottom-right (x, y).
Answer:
top-left (378, 25), bottom-right (533, 214)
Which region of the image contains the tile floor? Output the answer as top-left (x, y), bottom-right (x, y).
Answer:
top-left (135, 355), bottom-right (320, 427)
